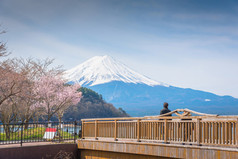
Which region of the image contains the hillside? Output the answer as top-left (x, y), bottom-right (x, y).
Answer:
top-left (63, 87), bottom-right (129, 120)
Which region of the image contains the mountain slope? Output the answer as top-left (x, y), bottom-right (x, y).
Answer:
top-left (64, 55), bottom-right (168, 87)
top-left (89, 81), bottom-right (238, 116)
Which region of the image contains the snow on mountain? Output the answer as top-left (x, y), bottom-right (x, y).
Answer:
top-left (64, 55), bottom-right (169, 87)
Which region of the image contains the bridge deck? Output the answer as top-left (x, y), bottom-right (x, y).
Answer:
top-left (78, 138), bottom-right (238, 159)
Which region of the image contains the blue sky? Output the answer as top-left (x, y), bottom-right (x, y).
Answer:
top-left (1, 0), bottom-right (238, 97)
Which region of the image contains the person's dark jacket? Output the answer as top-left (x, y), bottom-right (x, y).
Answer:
top-left (160, 108), bottom-right (172, 116)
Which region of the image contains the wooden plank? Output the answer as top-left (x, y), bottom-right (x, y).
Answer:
top-left (222, 122), bottom-right (225, 144)
top-left (130, 123), bottom-right (132, 139)
top-left (175, 122), bottom-right (178, 141)
top-left (219, 122), bottom-right (222, 144)
top-left (149, 122), bottom-right (152, 140)
top-left (126, 122), bottom-right (128, 138)
top-left (206, 122), bottom-right (208, 143)
top-left (95, 120), bottom-right (98, 140)
top-left (158, 122), bottom-right (161, 140)
top-left (129, 122), bottom-right (131, 138)
top-left (230, 122), bottom-right (232, 145)
top-left (144, 122), bottom-right (146, 140)
top-left (191, 123), bottom-right (195, 142)
top-left (155, 122), bottom-right (158, 140)
top-left (171, 122), bottom-right (174, 141)
top-left (114, 120), bottom-right (117, 141)
top-left (81, 121), bottom-right (84, 138)
top-left (209, 122), bottom-right (211, 144)
top-left (164, 119), bottom-right (168, 143)
top-left (152, 122), bottom-right (155, 140)
top-left (147, 122), bottom-right (149, 140)
top-left (233, 122), bottom-right (235, 145)
top-left (217, 122), bottom-right (219, 144)
top-left (188, 122), bottom-right (191, 142)
top-left (212, 122), bottom-right (215, 144)
top-left (225, 122), bottom-right (228, 144)
top-left (173, 122), bottom-right (175, 141)
top-left (236, 119), bottom-right (238, 146)
top-left (137, 119), bottom-right (141, 142)
top-left (206, 122), bottom-right (208, 144)
top-left (202, 122), bottom-right (205, 143)
top-left (141, 122), bottom-right (143, 139)
top-left (185, 122), bottom-right (187, 142)
top-left (181, 122), bottom-right (184, 142)
top-left (112, 122), bottom-right (114, 138)
top-left (214, 122), bottom-right (217, 144)
top-left (178, 122), bottom-right (180, 142)
top-left (227, 122), bottom-right (229, 144)
top-left (167, 121), bottom-right (169, 141)
top-left (134, 122), bottom-right (136, 139)
top-left (129, 122), bottom-right (131, 139)
top-left (105, 123), bottom-right (107, 137)
top-left (196, 119), bottom-right (201, 145)
top-left (228, 122), bottom-right (231, 144)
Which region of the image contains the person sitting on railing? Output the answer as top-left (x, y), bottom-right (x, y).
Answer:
top-left (160, 102), bottom-right (172, 116)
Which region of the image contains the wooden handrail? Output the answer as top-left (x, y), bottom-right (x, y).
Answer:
top-left (81, 116), bottom-right (238, 122)
top-left (155, 108), bottom-right (218, 117)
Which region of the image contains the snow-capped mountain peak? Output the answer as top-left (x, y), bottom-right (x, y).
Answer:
top-left (64, 55), bottom-right (169, 87)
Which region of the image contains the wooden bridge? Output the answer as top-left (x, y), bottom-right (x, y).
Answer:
top-left (78, 109), bottom-right (238, 159)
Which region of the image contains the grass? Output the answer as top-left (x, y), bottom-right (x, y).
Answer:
top-left (0, 127), bottom-right (76, 141)
top-left (55, 130), bottom-right (76, 140)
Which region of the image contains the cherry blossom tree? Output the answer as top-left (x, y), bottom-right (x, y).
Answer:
top-left (0, 66), bottom-right (25, 107)
top-left (0, 61), bottom-right (28, 138)
top-left (0, 41), bottom-right (7, 57)
top-left (11, 58), bottom-right (64, 127)
top-left (0, 57), bottom-right (64, 134)
top-left (34, 75), bottom-right (82, 122)
top-left (0, 27), bottom-right (8, 57)
top-left (55, 84), bottom-right (82, 124)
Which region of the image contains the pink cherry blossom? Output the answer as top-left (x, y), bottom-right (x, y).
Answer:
top-left (33, 74), bottom-right (82, 121)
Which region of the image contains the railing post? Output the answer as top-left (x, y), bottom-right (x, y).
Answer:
top-left (20, 122), bottom-right (24, 147)
top-left (196, 118), bottom-right (201, 146)
top-left (114, 120), bottom-right (117, 141)
top-left (81, 121), bottom-right (84, 139)
top-left (164, 119), bottom-right (168, 143)
top-left (95, 120), bottom-right (98, 140)
top-left (74, 120), bottom-right (77, 143)
top-left (236, 118), bottom-right (238, 146)
top-left (137, 119), bottom-right (141, 142)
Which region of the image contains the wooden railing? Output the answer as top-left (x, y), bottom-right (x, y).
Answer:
top-left (81, 110), bottom-right (238, 147)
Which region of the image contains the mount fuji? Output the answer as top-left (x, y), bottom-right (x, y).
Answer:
top-left (64, 55), bottom-right (168, 87)
top-left (64, 55), bottom-right (238, 116)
